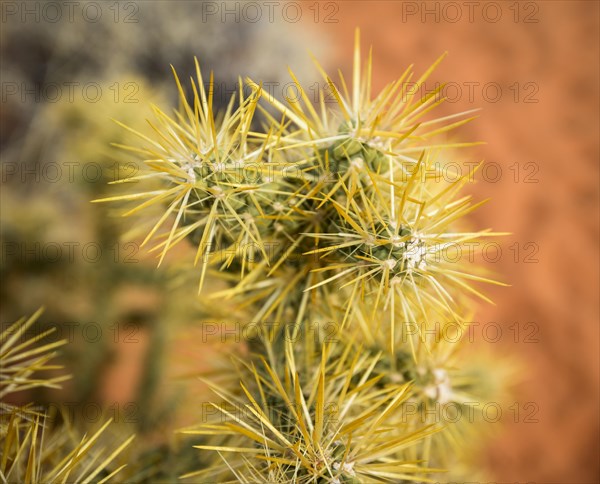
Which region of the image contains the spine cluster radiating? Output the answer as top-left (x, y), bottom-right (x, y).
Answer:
top-left (98, 29), bottom-right (508, 482)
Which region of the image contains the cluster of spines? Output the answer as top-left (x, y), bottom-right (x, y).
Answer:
top-left (98, 29), bottom-right (508, 482)
top-left (0, 309), bottom-right (134, 483)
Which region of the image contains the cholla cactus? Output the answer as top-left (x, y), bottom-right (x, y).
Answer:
top-left (182, 339), bottom-right (441, 482)
top-left (98, 29), bottom-right (509, 481)
top-left (0, 309), bottom-right (134, 483)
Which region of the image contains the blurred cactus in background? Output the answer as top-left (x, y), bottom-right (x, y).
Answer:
top-left (95, 29), bottom-right (512, 481)
top-left (0, 308), bottom-right (134, 483)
